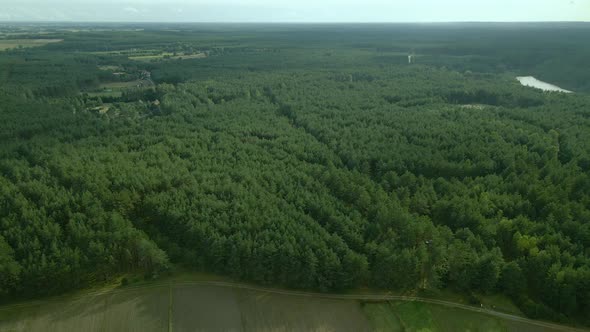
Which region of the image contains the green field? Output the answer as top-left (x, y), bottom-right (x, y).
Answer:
top-left (363, 301), bottom-right (575, 332)
top-left (82, 80), bottom-right (152, 98)
top-left (129, 52), bottom-right (207, 62)
top-left (98, 65), bottom-right (123, 71)
top-left (83, 90), bottom-right (124, 98)
top-left (99, 81), bottom-right (147, 89)
top-left (362, 302), bottom-right (405, 331)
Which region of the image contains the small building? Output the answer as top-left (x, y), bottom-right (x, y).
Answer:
top-left (140, 70), bottom-right (152, 79)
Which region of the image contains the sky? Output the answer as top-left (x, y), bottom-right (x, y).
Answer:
top-left (0, 0), bottom-right (589, 22)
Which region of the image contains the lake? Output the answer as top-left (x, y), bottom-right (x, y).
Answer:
top-left (516, 76), bottom-right (572, 93)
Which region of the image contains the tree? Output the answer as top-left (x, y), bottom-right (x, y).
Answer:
top-left (0, 235), bottom-right (21, 295)
top-left (473, 249), bottom-right (503, 293)
top-left (500, 261), bottom-right (526, 298)
top-left (447, 241), bottom-right (477, 291)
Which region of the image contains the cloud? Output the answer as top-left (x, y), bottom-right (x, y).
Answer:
top-left (123, 7), bottom-right (140, 14)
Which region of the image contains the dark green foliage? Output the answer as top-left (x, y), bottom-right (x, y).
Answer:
top-left (0, 22), bottom-right (589, 326)
top-left (500, 262), bottom-right (526, 297)
top-left (0, 235), bottom-right (21, 296)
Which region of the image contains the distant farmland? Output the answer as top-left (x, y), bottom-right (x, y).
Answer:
top-left (0, 39), bottom-right (63, 51)
top-left (0, 282), bottom-right (583, 332)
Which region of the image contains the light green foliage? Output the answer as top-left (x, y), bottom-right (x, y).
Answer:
top-left (394, 301), bottom-right (436, 331)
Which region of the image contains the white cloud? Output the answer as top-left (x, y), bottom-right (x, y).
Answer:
top-left (123, 7), bottom-right (140, 14)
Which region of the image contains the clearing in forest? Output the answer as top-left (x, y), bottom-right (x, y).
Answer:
top-left (0, 39), bottom-right (63, 51)
top-left (129, 52), bottom-right (207, 62)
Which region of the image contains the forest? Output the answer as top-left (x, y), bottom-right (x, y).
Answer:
top-left (0, 22), bottom-right (589, 326)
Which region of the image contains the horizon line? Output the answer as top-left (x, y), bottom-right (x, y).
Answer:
top-left (1, 20), bottom-right (589, 24)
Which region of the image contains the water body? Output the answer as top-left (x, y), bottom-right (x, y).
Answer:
top-left (516, 76), bottom-right (572, 93)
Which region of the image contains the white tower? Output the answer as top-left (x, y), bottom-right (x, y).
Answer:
top-left (408, 50), bottom-right (415, 64)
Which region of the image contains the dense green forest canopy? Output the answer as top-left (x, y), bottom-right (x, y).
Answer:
top-left (0, 23), bottom-right (589, 326)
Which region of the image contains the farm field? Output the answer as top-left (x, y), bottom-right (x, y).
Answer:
top-left (0, 280), bottom-right (586, 332)
top-left (414, 301), bottom-right (573, 332)
top-left (172, 285), bottom-right (242, 331)
top-left (99, 80), bottom-right (150, 89)
top-left (237, 288), bottom-right (370, 331)
top-left (81, 80), bottom-right (153, 99)
top-left (128, 52), bottom-right (206, 62)
top-left (83, 90), bottom-right (124, 98)
top-left (0, 284), bottom-right (371, 332)
top-left (0, 39), bottom-right (62, 50)
top-left (0, 291), bottom-right (108, 331)
top-left (363, 301), bottom-right (572, 332)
